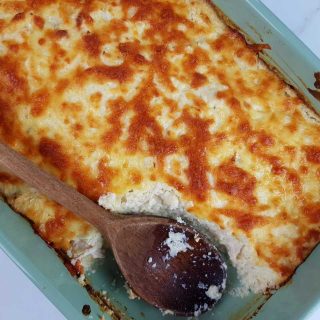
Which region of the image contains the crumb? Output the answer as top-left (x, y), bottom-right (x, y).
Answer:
top-left (176, 216), bottom-right (186, 224)
top-left (205, 285), bottom-right (222, 300)
top-left (194, 233), bottom-right (200, 242)
top-left (161, 309), bottom-right (174, 316)
top-left (78, 274), bottom-right (86, 285)
top-left (82, 304), bottom-right (91, 316)
top-left (228, 286), bottom-right (249, 297)
top-left (124, 283), bottom-right (140, 300)
top-left (101, 290), bottom-right (107, 296)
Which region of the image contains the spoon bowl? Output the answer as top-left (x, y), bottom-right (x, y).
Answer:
top-left (108, 215), bottom-right (227, 316)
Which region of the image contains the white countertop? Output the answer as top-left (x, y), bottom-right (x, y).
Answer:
top-left (1, 1), bottom-right (320, 319)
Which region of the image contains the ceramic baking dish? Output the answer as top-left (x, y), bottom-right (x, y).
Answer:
top-left (0, 0), bottom-right (319, 319)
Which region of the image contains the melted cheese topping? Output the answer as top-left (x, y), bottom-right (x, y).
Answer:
top-left (0, 0), bottom-right (319, 286)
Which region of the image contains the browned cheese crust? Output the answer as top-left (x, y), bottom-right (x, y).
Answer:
top-left (0, 0), bottom-right (319, 285)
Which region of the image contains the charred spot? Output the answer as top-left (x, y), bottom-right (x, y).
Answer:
top-left (127, 98), bottom-right (177, 157)
top-left (0, 58), bottom-right (26, 95)
top-left (8, 44), bottom-right (19, 53)
top-left (284, 145), bottom-right (296, 155)
top-left (72, 123), bottom-right (83, 138)
top-left (119, 42), bottom-right (147, 64)
top-left (118, 42), bottom-right (139, 55)
top-left (129, 170), bottom-right (142, 185)
top-left (76, 11), bottom-right (93, 28)
top-left (306, 229), bottom-right (320, 242)
top-left (285, 169), bottom-right (301, 193)
top-left (0, 99), bottom-right (17, 143)
top-left (314, 72), bottom-right (320, 89)
top-left (181, 111), bottom-right (213, 201)
top-left (299, 166), bottom-right (308, 174)
top-left (31, 89), bottom-right (50, 116)
top-left (215, 90), bottom-right (229, 101)
top-left (83, 33), bottom-right (101, 56)
top-left (248, 131), bottom-right (275, 152)
top-left (55, 79), bottom-right (69, 93)
top-left (38, 38), bottom-right (46, 45)
top-left (215, 161), bottom-right (257, 205)
top-left (105, 19), bottom-right (128, 36)
top-left (0, 172), bottom-right (21, 184)
top-left (184, 54), bottom-right (198, 70)
top-left (247, 43), bottom-right (271, 53)
top-left (258, 133), bottom-right (274, 146)
top-left (71, 169), bottom-right (101, 201)
top-left (97, 160), bottom-right (115, 191)
top-left (308, 88), bottom-right (320, 102)
top-left (129, 3), bottom-right (150, 21)
top-left (183, 48), bottom-right (210, 74)
top-left (82, 305), bottom-right (91, 316)
top-left (38, 137), bottom-right (70, 169)
top-left (210, 31), bottom-right (243, 52)
top-left (219, 209), bottom-right (266, 232)
top-left (11, 12), bottom-right (25, 22)
top-left (303, 203), bottom-right (320, 224)
top-left (152, 45), bottom-right (173, 89)
top-left (44, 215), bottom-right (66, 238)
top-left (191, 72), bottom-right (207, 89)
top-left (33, 15), bottom-right (44, 29)
top-left (236, 214), bottom-right (265, 232)
top-left (54, 29), bottom-right (68, 38)
top-left (84, 64), bottom-right (132, 83)
top-left (159, 6), bottom-right (176, 21)
top-left (90, 92), bottom-right (102, 102)
top-left (271, 165), bottom-right (285, 175)
top-left (103, 98), bottom-right (126, 148)
top-left (27, 0), bottom-right (52, 9)
top-left (236, 122), bottom-right (249, 135)
top-left (303, 145), bottom-right (320, 164)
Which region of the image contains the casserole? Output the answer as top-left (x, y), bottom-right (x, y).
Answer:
top-left (0, 2), bottom-right (318, 316)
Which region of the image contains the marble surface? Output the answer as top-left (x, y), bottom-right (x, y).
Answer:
top-left (1, 1), bottom-right (320, 319)
top-left (263, 0), bottom-right (320, 57)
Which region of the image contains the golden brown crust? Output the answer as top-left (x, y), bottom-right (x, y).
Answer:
top-left (0, 0), bottom-right (319, 284)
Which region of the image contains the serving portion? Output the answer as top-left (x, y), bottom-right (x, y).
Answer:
top-left (0, 0), bottom-right (319, 309)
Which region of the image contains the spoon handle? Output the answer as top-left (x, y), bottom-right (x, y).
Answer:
top-left (0, 142), bottom-right (117, 231)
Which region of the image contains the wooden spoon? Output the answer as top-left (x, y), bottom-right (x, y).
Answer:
top-left (0, 142), bottom-right (227, 317)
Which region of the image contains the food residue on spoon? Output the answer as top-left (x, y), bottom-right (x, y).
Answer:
top-left (194, 303), bottom-right (209, 317)
top-left (205, 285), bottom-right (222, 300)
top-left (176, 216), bottom-right (186, 225)
top-left (162, 227), bottom-right (193, 259)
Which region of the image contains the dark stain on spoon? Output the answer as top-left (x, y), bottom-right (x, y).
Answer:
top-left (309, 88), bottom-right (320, 102)
top-left (308, 72), bottom-right (320, 102)
top-left (314, 72), bottom-right (320, 89)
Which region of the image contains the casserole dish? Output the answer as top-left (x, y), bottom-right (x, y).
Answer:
top-left (0, 0), bottom-right (319, 319)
